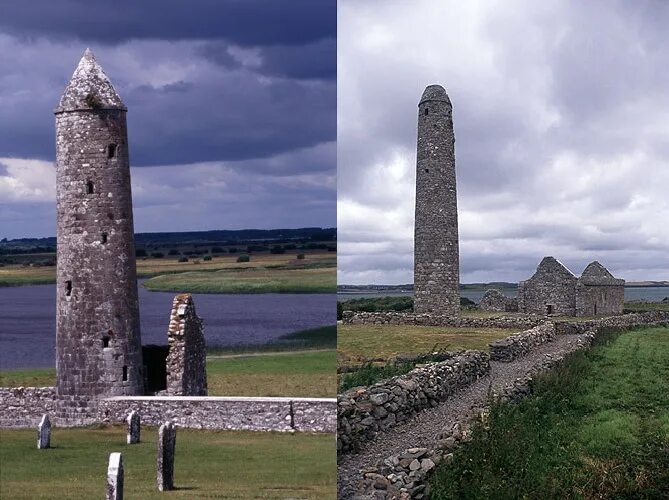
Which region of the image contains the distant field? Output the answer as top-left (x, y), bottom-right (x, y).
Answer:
top-left (143, 264), bottom-right (335, 294)
top-left (0, 427), bottom-right (334, 499)
top-left (0, 350), bottom-right (335, 398)
top-left (0, 252), bottom-right (335, 290)
top-left (430, 326), bottom-right (669, 498)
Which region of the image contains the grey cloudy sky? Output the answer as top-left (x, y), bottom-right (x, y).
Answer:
top-left (338, 0), bottom-right (669, 284)
top-left (0, 0), bottom-right (335, 239)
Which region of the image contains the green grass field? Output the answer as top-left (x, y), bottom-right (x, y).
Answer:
top-left (143, 265), bottom-right (335, 294)
top-left (0, 350), bottom-right (335, 398)
top-left (430, 326), bottom-right (669, 498)
top-left (0, 427), bottom-right (335, 499)
top-left (337, 324), bottom-right (518, 364)
top-left (207, 350), bottom-right (336, 397)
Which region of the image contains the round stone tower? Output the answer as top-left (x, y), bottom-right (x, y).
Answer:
top-left (54, 49), bottom-right (144, 418)
top-left (413, 84), bottom-right (460, 315)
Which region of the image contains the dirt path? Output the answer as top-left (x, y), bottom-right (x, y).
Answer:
top-left (337, 334), bottom-right (590, 499)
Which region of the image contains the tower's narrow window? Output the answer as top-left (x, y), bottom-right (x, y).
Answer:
top-left (122, 366), bottom-right (128, 381)
top-left (107, 144), bottom-right (117, 159)
top-left (102, 336), bottom-right (110, 348)
top-left (86, 181), bottom-right (94, 194)
top-left (425, 108), bottom-right (429, 116)
top-left (107, 212), bottom-right (114, 220)
top-left (425, 169), bottom-right (429, 173)
top-left (101, 232), bottom-right (108, 244)
top-left (65, 280), bottom-right (72, 297)
top-left (594, 303), bottom-right (597, 315)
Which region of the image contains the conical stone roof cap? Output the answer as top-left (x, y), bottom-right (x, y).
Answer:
top-left (56, 48), bottom-right (126, 113)
top-left (419, 84), bottom-right (451, 105)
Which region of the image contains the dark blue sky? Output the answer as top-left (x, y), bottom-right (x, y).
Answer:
top-left (0, 0), bottom-right (336, 238)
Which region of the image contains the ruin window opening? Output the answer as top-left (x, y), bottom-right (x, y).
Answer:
top-left (546, 304), bottom-right (554, 315)
top-left (107, 212), bottom-right (114, 220)
top-left (101, 232), bottom-right (108, 244)
top-left (65, 280), bottom-right (72, 297)
top-left (425, 169), bottom-right (429, 173)
top-left (86, 181), bottom-right (94, 194)
top-left (424, 108), bottom-right (429, 116)
top-left (122, 366), bottom-right (128, 382)
top-left (594, 303), bottom-right (597, 315)
top-left (102, 336), bottom-right (110, 348)
top-left (107, 144), bottom-right (117, 159)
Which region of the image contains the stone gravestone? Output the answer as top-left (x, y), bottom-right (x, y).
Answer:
top-left (107, 452), bottom-right (124, 500)
top-left (157, 421), bottom-right (176, 491)
top-left (37, 414), bottom-right (51, 449)
top-left (126, 411), bottom-right (140, 444)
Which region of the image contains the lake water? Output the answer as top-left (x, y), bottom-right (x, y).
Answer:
top-left (0, 283), bottom-right (336, 370)
top-left (339, 287), bottom-right (669, 304)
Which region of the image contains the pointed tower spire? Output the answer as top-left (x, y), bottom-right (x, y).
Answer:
top-left (55, 49), bottom-right (126, 113)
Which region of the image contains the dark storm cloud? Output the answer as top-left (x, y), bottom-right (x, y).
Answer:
top-left (0, 0), bottom-right (335, 46)
top-left (338, 0), bottom-right (669, 283)
top-left (0, 1), bottom-right (335, 238)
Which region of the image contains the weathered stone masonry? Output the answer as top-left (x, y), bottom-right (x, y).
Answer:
top-left (337, 350), bottom-right (489, 454)
top-left (166, 294), bottom-right (207, 396)
top-left (342, 310), bottom-right (542, 330)
top-left (414, 85), bottom-right (460, 316)
top-left (55, 49), bottom-right (143, 421)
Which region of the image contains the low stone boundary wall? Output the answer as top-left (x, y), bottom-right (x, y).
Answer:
top-left (342, 311), bottom-right (541, 329)
top-left (489, 322), bottom-right (555, 362)
top-left (337, 350), bottom-right (490, 455)
top-left (0, 391), bottom-right (335, 433)
top-left (555, 311), bottom-right (669, 335)
top-left (357, 333), bottom-right (597, 499)
top-left (0, 387), bottom-right (56, 428)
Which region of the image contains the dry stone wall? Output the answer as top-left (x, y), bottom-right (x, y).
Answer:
top-left (555, 310), bottom-right (669, 335)
top-left (0, 387), bottom-right (56, 427)
top-left (342, 311), bottom-right (541, 330)
top-left (0, 392), bottom-right (335, 433)
top-left (489, 322), bottom-right (556, 362)
top-left (337, 350), bottom-right (490, 454)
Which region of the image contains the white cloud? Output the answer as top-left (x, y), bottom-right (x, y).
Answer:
top-left (338, 0), bottom-right (669, 283)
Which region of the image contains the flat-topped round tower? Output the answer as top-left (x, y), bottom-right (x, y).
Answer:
top-left (55, 49), bottom-right (143, 418)
top-left (414, 84), bottom-right (460, 315)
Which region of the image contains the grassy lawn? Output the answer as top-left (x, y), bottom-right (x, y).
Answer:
top-left (1, 350), bottom-right (336, 398)
top-left (430, 326), bottom-right (669, 499)
top-left (624, 300), bottom-right (669, 312)
top-left (143, 265), bottom-right (335, 294)
top-left (337, 324), bottom-right (518, 363)
top-left (0, 427), bottom-right (334, 499)
top-left (0, 252), bottom-right (335, 288)
top-left (207, 350), bottom-right (336, 397)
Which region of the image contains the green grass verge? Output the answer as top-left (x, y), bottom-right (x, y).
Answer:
top-left (624, 300), bottom-right (669, 312)
top-left (429, 326), bottom-right (669, 499)
top-left (1, 348), bottom-right (336, 398)
top-left (207, 350), bottom-right (336, 397)
top-left (0, 427), bottom-right (334, 499)
top-left (143, 267), bottom-right (335, 294)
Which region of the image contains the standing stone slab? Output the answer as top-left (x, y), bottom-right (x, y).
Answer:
top-left (414, 84), bottom-right (460, 316)
top-left (166, 294), bottom-right (208, 396)
top-left (37, 414), bottom-right (51, 449)
top-left (126, 410), bottom-right (140, 444)
top-left (157, 421), bottom-right (176, 491)
top-left (107, 452), bottom-right (124, 500)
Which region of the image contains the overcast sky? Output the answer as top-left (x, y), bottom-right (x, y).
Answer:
top-left (0, 0), bottom-right (336, 239)
top-left (338, 0), bottom-right (669, 284)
